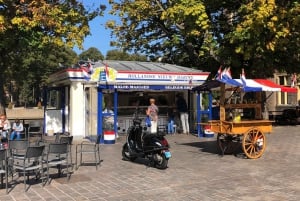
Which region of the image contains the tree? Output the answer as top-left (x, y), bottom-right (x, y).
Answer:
top-left (15, 45), bottom-right (78, 107)
top-left (106, 0), bottom-right (211, 67)
top-left (106, 49), bottom-right (147, 61)
top-left (79, 47), bottom-right (104, 62)
top-left (224, 0), bottom-right (300, 77)
top-left (106, 0), bottom-right (300, 78)
top-left (0, 0), bottom-right (104, 114)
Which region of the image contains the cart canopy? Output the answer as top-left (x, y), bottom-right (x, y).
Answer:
top-left (254, 79), bottom-right (297, 93)
top-left (193, 77), bottom-right (297, 93)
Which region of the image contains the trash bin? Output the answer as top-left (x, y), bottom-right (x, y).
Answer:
top-left (203, 125), bottom-right (214, 138)
top-left (103, 130), bottom-right (115, 144)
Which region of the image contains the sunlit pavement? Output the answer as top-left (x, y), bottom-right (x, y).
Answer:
top-left (1, 125), bottom-right (299, 201)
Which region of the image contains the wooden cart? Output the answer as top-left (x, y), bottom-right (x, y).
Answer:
top-left (200, 83), bottom-right (273, 159)
top-left (204, 119), bottom-right (272, 159)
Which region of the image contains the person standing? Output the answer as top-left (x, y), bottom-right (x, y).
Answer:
top-left (167, 106), bottom-right (175, 134)
top-left (10, 119), bottom-right (24, 140)
top-left (146, 98), bottom-right (159, 133)
top-left (103, 103), bottom-right (114, 130)
top-left (176, 94), bottom-right (190, 135)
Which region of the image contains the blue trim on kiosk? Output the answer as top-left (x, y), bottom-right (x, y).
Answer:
top-left (196, 92), bottom-right (213, 137)
top-left (97, 87), bottom-right (119, 144)
top-left (99, 84), bottom-right (194, 90)
top-left (97, 88), bottom-right (104, 144)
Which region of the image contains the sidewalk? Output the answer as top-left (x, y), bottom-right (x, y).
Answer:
top-left (0, 125), bottom-right (299, 200)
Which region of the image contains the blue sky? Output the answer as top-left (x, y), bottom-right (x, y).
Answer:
top-left (73, 0), bottom-right (116, 56)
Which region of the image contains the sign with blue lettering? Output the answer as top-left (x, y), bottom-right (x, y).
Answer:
top-left (100, 71), bottom-right (106, 81)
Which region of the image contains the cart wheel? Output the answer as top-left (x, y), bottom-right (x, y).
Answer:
top-left (217, 134), bottom-right (241, 156)
top-left (242, 128), bottom-right (266, 159)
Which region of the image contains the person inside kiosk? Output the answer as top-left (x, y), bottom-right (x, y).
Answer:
top-left (103, 102), bottom-right (114, 131)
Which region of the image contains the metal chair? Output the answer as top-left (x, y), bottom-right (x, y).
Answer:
top-left (76, 135), bottom-right (101, 170)
top-left (0, 149), bottom-right (8, 194)
top-left (44, 143), bottom-right (71, 184)
top-left (8, 140), bottom-right (29, 160)
top-left (12, 145), bottom-right (45, 192)
top-left (28, 121), bottom-right (42, 140)
top-left (60, 136), bottom-right (73, 169)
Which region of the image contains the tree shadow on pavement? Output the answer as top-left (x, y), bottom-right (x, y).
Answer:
top-left (177, 140), bottom-right (245, 158)
top-left (177, 141), bottom-right (219, 155)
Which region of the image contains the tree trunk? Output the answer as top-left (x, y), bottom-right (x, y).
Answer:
top-left (0, 72), bottom-right (6, 115)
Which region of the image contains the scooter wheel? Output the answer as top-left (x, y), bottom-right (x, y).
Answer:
top-left (154, 153), bottom-right (168, 170)
top-left (122, 143), bottom-right (136, 162)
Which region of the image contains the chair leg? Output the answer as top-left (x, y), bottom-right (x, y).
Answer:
top-left (94, 151), bottom-right (97, 170)
top-left (66, 155), bottom-right (70, 181)
top-left (97, 149), bottom-right (101, 168)
top-left (24, 169), bottom-right (26, 192)
top-left (5, 170), bottom-right (8, 194)
top-left (47, 165), bottom-right (50, 184)
top-left (41, 164), bottom-right (46, 186)
top-left (75, 146), bottom-right (78, 170)
top-left (57, 164), bottom-right (62, 177)
top-left (1, 174), bottom-right (3, 188)
top-left (69, 147), bottom-right (73, 170)
top-left (80, 151), bottom-right (82, 168)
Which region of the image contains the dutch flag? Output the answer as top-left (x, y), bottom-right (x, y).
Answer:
top-left (81, 62), bottom-right (93, 81)
top-left (240, 68), bottom-right (247, 85)
top-left (215, 66), bottom-right (223, 80)
top-left (291, 73), bottom-right (297, 88)
top-left (105, 63), bottom-right (109, 81)
top-left (222, 67), bottom-right (232, 80)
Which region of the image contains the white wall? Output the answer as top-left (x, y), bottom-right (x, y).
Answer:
top-left (69, 82), bottom-right (85, 137)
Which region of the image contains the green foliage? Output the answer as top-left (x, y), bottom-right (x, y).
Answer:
top-left (106, 49), bottom-right (147, 61)
top-left (10, 45), bottom-right (77, 107)
top-left (107, 0), bottom-right (300, 77)
top-left (79, 47), bottom-right (104, 62)
top-left (107, 0), bottom-right (212, 68)
top-left (0, 0), bottom-right (101, 112)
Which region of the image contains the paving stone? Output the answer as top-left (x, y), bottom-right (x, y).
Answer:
top-left (0, 126), bottom-right (299, 200)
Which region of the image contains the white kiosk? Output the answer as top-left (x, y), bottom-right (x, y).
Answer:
top-left (45, 61), bottom-right (210, 142)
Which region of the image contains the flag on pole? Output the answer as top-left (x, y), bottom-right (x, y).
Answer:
top-left (189, 78), bottom-right (192, 86)
top-left (222, 67), bottom-right (232, 79)
top-left (291, 73), bottom-right (297, 87)
top-left (105, 63), bottom-right (109, 81)
top-left (81, 62), bottom-right (93, 81)
top-left (215, 66), bottom-right (223, 80)
top-left (240, 68), bottom-right (246, 85)
top-left (87, 61), bottom-right (93, 73)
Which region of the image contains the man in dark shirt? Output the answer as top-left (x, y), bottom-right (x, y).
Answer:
top-left (176, 94), bottom-right (189, 135)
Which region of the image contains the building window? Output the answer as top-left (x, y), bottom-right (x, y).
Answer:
top-left (278, 75), bottom-right (297, 105)
top-left (279, 76), bottom-right (285, 85)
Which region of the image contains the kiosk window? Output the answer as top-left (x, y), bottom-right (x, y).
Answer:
top-left (47, 89), bottom-right (63, 109)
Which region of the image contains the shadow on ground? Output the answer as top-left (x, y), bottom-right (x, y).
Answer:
top-left (177, 140), bottom-right (245, 158)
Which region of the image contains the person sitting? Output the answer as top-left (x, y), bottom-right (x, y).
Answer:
top-left (10, 119), bottom-right (24, 140)
top-left (0, 114), bottom-right (11, 143)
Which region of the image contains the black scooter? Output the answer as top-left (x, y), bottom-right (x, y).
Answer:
top-left (122, 107), bottom-right (171, 169)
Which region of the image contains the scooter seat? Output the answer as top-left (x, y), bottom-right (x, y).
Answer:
top-left (142, 133), bottom-right (157, 141)
top-left (157, 131), bottom-right (166, 136)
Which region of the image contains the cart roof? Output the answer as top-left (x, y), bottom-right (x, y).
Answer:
top-left (193, 77), bottom-right (297, 93)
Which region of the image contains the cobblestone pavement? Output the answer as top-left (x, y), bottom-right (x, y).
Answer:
top-left (0, 125), bottom-right (299, 201)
